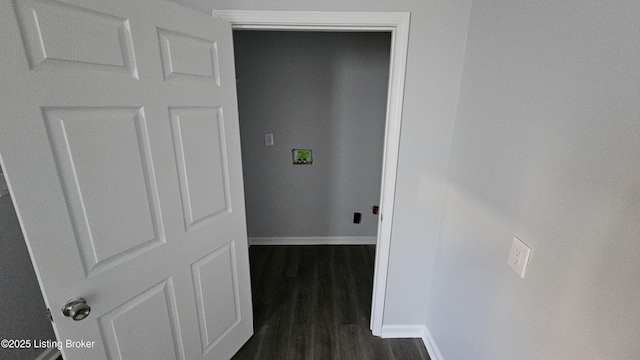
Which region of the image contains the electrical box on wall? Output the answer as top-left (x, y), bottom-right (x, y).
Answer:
top-left (292, 149), bottom-right (312, 165)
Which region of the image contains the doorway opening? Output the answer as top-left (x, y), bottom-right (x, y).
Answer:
top-left (218, 10), bottom-right (411, 336)
top-left (233, 31), bottom-right (390, 345)
top-left (234, 30), bottom-right (390, 245)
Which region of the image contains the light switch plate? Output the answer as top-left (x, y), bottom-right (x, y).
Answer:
top-left (264, 133), bottom-right (274, 146)
top-left (508, 236), bottom-right (531, 278)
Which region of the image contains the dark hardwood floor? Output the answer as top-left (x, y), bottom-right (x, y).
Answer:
top-left (232, 245), bottom-right (430, 360)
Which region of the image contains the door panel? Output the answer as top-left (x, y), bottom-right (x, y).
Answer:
top-left (191, 242), bottom-right (241, 355)
top-left (99, 279), bottom-right (184, 360)
top-left (169, 107), bottom-right (231, 230)
top-left (158, 29), bottom-right (221, 83)
top-left (0, 0), bottom-right (252, 359)
top-left (44, 107), bottom-right (164, 276)
top-left (14, 0), bottom-right (137, 76)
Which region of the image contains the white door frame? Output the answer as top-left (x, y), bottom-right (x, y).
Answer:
top-left (213, 10), bottom-right (410, 336)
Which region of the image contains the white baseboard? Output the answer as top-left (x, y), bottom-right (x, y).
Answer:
top-left (380, 324), bottom-right (444, 360)
top-left (380, 324), bottom-right (426, 339)
top-left (35, 347), bottom-right (61, 360)
top-left (422, 325), bottom-right (444, 360)
top-left (248, 236), bottom-right (377, 246)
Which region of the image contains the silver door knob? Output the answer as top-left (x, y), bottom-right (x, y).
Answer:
top-left (62, 298), bottom-right (91, 321)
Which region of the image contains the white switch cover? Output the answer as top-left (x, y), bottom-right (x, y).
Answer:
top-left (508, 236), bottom-right (531, 278)
top-left (264, 133), bottom-right (274, 146)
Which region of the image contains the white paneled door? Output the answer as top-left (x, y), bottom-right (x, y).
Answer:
top-left (0, 0), bottom-right (252, 359)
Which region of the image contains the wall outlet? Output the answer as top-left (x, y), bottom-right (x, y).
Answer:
top-left (353, 212), bottom-right (361, 224)
top-left (508, 236), bottom-right (531, 278)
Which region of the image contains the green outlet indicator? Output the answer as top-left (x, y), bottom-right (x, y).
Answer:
top-left (298, 151), bottom-right (310, 159)
top-left (292, 149), bottom-right (313, 164)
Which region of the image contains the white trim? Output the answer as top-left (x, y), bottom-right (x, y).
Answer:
top-left (380, 324), bottom-right (444, 360)
top-left (215, 11), bottom-right (410, 31)
top-left (422, 325), bottom-right (445, 360)
top-left (214, 10), bottom-right (410, 337)
top-left (34, 348), bottom-right (61, 360)
top-left (249, 236), bottom-right (377, 246)
top-left (380, 324), bottom-right (426, 339)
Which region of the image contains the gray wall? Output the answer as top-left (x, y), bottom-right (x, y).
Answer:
top-left (0, 195), bottom-right (56, 360)
top-left (427, 1), bottom-right (640, 359)
top-left (234, 31), bottom-right (390, 238)
top-left (173, 0), bottom-right (473, 326)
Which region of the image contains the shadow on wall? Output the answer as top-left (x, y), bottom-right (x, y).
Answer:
top-left (0, 191), bottom-right (57, 360)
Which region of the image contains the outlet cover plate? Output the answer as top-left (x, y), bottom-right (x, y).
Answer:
top-left (508, 236), bottom-right (531, 278)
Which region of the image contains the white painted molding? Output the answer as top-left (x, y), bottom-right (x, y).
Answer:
top-left (380, 324), bottom-right (444, 360)
top-left (422, 325), bottom-right (445, 360)
top-left (370, 10), bottom-right (410, 338)
top-left (213, 9), bottom-right (411, 339)
top-left (249, 236), bottom-right (376, 246)
top-left (34, 348), bottom-right (61, 360)
top-left (214, 10), bottom-right (409, 30)
top-left (380, 324), bottom-right (427, 339)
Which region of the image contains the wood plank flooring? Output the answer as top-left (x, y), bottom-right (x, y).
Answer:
top-left (232, 245), bottom-right (430, 360)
